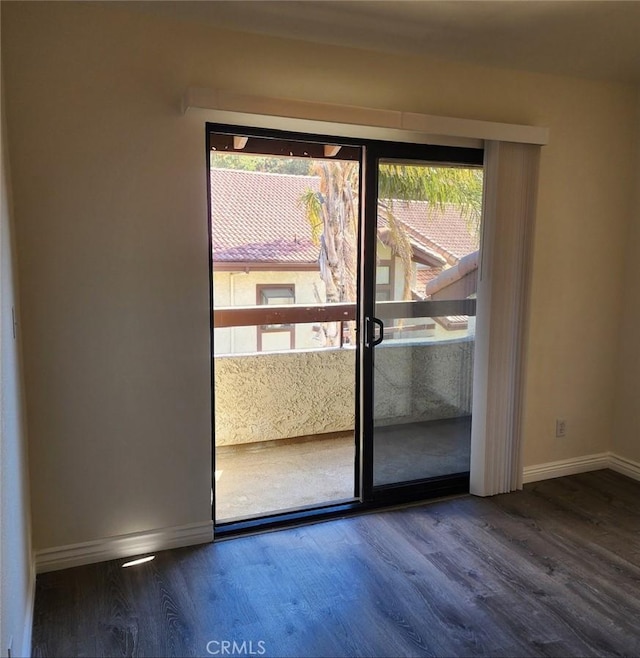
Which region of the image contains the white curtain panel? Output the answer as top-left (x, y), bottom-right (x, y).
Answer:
top-left (470, 141), bottom-right (541, 496)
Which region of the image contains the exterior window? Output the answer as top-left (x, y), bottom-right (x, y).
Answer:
top-left (257, 285), bottom-right (295, 351)
top-left (376, 260), bottom-right (393, 301)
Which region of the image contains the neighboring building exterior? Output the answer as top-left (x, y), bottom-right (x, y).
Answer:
top-left (210, 167), bottom-right (479, 354)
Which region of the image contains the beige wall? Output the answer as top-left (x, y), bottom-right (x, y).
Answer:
top-left (1, 2), bottom-right (638, 551)
top-left (0, 73), bottom-right (34, 657)
top-left (613, 91), bottom-right (640, 463)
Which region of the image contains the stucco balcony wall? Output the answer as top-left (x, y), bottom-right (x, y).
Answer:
top-left (214, 338), bottom-right (474, 446)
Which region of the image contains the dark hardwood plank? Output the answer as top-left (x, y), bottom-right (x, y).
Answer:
top-left (32, 470), bottom-right (640, 657)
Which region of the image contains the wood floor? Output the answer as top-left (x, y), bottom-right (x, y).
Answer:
top-left (32, 470), bottom-right (640, 657)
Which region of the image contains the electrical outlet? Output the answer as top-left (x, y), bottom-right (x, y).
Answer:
top-left (556, 419), bottom-right (567, 438)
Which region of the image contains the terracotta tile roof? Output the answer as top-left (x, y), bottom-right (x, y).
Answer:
top-left (211, 168), bottom-right (320, 263)
top-left (210, 168), bottom-right (479, 265)
top-left (416, 267), bottom-right (444, 289)
top-left (385, 200), bottom-right (479, 263)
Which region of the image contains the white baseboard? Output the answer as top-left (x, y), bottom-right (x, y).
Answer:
top-left (523, 451), bottom-right (640, 485)
top-left (35, 520), bottom-right (213, 573)
top-left (523, 452), bottom-right (610, 484)
top-left (609, 452), bottom-right (640, 481)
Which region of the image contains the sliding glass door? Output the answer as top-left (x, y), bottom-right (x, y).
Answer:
top-left (207, 124), bottom-right (484, 531)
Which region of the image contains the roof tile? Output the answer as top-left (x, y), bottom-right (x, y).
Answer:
top-left (210, 168), bottom-right (479, 264)
top-left (211, 168), bottom-right (319, 263)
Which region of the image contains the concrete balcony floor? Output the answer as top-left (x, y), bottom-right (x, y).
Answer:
top-left (214, 417), bottom-right (471, 522)
top-left (215, 432), bottom-right (355, 522)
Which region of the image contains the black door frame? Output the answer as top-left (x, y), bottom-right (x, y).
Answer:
top-left (206, 122), bottom-right (483, 538)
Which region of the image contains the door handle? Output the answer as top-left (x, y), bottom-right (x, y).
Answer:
top-left (372, 317), bottom-right (384, 346)
top-left (366, 317), bottom-right (384, 347)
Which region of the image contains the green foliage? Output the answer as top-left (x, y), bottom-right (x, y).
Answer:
top-left (210, 153), bottom-right (312, 175)
top-left (379, 164), bottom-right (483, 236)
top-left (378, 164), bottom-right (482, 206)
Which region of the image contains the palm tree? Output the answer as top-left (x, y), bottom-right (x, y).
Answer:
top-left (302, 160), bottom-right (359, 346)
top-left (302, 161), bottom-right (482, 346)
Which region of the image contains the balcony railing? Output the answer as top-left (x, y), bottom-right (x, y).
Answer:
top-left (213, 298), bottom-right (476, 328)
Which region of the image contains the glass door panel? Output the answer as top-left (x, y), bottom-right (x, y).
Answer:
top-left (209, 128), bottom-right (361, 525)
top-left (371, 160), bottom-right (483, 489)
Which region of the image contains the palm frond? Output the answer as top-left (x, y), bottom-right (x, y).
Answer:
top-left (379, 164), bottom-right (483, 237)
top-left (299, 189), bottom-right (323, 246)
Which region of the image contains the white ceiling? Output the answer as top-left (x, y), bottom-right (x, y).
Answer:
top-left (124, 1), bottom-right (640, 85)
